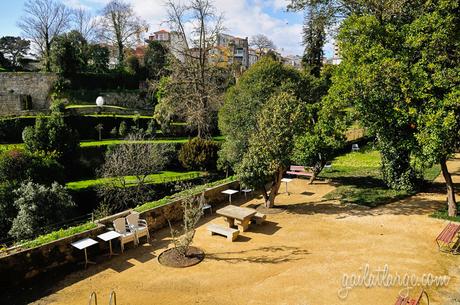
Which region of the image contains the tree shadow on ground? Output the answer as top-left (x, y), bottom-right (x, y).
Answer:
top-left (205, 246), bottom-right (309, 264)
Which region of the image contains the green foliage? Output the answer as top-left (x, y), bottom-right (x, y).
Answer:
top-left (178, 137), bottom-right (220, 171)
top-left (0, 36), bottom-right (30, 70)
top-left (135, 176), bottom-right (235, 213)
top-left (20, 222), bottom-right (97, 249)
top-left (51, 31), bottom-right (88, 76)
top-left (237, 92), bottom-right (306, 194)
top-left (87, 44), bottom-right (109, 73)
top-left (118, 121), bottom-right (128, 137)
top-left (219, 56), bottom-right (318, 170)
top-left (0, 149), bottom-right (64, 185)
top-left (9, 182), bottom-right (75, 240)
top-left (125, 55), bottom-right (140, 75)
top-left (22, 113), bottom-right (80, 165)
top-left (144, 40), bottom-right (168, 79)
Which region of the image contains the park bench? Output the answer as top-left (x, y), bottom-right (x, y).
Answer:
top-left (393, 289), bottom-right (429, 305)
top-left (435, 222), bottom-right (460, 254)
top-left (207, 224), bottom-right (239, 242)
top-left (251, 212), bottom-right (266, 225)
top-left (286, 165), bottom-right (313, 178)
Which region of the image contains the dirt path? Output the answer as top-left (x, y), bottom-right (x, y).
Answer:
top-left (30, 157), bottom-right (460, 305)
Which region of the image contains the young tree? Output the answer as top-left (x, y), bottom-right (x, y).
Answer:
top-left (97, 133), bottom-right (170, 211)
top-left (9, 182), bottom-right (75, 240)
top-left (250, 34), bottom-right (276, 54)
top-left (99, 0), bottom-right (147, 66)
top-left (18, 0), bottom-right (72, 72)
top-left (0, 36), bottom-right (30, 70)
top-left (50, 30), bottom-right (88, 75)
top-left (168, 194), bottom-right (205, 257)
top-left (237, 92), bottom-right (307, 208)
top-left (160, 0), bottom-right (226, 138)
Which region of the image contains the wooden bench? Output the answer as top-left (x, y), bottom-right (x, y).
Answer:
top-left (251, 212), bottom-right (266, 225)
top-left (435, 222), bottom-right (460, 253)
top-left (286, 165), bottom-right (313, 177)
top-left (207, 224), bottom-right (239, 241)
top-left (394, 289), bottom-right (429, 305)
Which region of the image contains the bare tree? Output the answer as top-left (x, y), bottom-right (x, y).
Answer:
top-left (158, 0), bottom-right (226, 138)
top-left (97, 133), bottom-right (170, 212)
top-left (99, 0), bottom-right (147, 65)
top-left (250, 34), bottom-right (276, 54)
top-left (18, 0), bottom-right (72, 72)
top-left (72, 8), bottom-right (98, 42)
top-left (168, 193), bottom-right (205, 257)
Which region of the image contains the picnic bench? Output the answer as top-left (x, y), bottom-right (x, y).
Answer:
top-left (393, 289), bottom-right (429, 305)
top-left (251, 212), bottom-right (266, 225)
top-left (286, 165), bottom-right (313, 178)
top-left (207, 224), bottom-right (239, 241)
top-left (435, 222), bottom-right (460, 253)
top-left (216, 205), bottom-right (257, 232)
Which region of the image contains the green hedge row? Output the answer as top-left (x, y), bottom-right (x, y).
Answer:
top-left (0, 115), bottom-right (190, 143)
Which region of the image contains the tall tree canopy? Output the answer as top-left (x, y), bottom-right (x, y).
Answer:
top-left (0, 36), bottom-right (30, 70)
top-left (328, 0), bottom-right (460, 214)
top-left (18, 0), bottom-right (72, 72)
top-left (99, 0), bottom-right (147, 66)
top-left (50, 30), bottom-right (88, 75)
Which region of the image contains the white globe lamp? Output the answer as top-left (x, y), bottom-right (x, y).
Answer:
top-left (96, 96), bottom-right (105, 107)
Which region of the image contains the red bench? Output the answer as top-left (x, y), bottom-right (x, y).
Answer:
top-left (394, 290), bottom-right (429, 305)
top-left (286, 165), bottom-right (313, 177)
top-left (436, 222), bottom-right (460, 254)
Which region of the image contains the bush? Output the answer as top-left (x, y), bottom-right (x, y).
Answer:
top-left (0, 149), bottom-right (64, 185)
top-left (9, 182), bottom-right (75, 240)
top-left (178, 137), bottom-right (220, 171)
top-left (119, 121), bottom-right (128, 137)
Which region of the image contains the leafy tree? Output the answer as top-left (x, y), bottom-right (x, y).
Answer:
top-left (87, 44), bottom-right (109, 73)
top-left (99, 0), bottom-right (147, 66)
top-left (18, 0), bottom-right (72, 71)
top-left (0, 36), bottom-right (30, 70)
top-left (219, 56), bottom-right (317, 170)
top-left (144, 40), bottom-right (168, 80)
top-left (50, 30), bottom-right (88, 75)
top-left (22, 113), bottom-right (80, 166)
top-left (237, 92), bottom-right (307, 208)
top-left (178, 137), bottom-right (220, 171)
top-left (125, 55), bottom-right (140, 75)
top-left (9, 182), bottom-right (75, 240)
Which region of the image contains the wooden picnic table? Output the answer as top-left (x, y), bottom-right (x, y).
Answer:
top-left (216, 205), bottom-right (257, 232)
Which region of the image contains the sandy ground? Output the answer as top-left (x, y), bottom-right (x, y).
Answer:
top-left (30, 157), bottom-right (460, 305)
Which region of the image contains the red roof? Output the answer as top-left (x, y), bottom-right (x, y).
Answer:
top-left (154, 30), bottom-right (169, 34)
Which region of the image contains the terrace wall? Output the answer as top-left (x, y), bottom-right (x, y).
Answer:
top-left (0, 73), bottom-right (57, 115)
top-left (0, 180), bottom-right (239, 287)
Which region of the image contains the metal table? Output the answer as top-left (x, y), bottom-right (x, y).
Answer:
top-left (71, 237), bottom-right (98, 268)
top-left (97, 231), bottom-right (121, 257)
top-left (281, 178), bottom-right (293, 195)
top-left (221, 189), bottom-right (239, 204)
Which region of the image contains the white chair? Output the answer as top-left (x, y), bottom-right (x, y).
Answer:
top-left (126, 212), bottom-right (150, 245)
top-left (351, 143), bottom-right (360, 151)
top-left (113, 217), bottom-right (137, 253)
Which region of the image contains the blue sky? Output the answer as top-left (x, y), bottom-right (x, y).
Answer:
top-left (0, 0), bottom-right (334, 57)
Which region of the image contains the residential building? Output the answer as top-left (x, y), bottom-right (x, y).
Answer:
top-left (216, 33), bottom-right (250, 69)
top-left (148, 30), bottom-right (187, 62)
top-left (332, 41), bottom-right (342, 65)
top-left (248, 48), bottom-right (258, 67)
top-left (283, 55), bottom-right (302, 69)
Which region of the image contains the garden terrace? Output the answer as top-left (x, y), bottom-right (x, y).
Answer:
top-left (5, 156), bottom-right (460, 305)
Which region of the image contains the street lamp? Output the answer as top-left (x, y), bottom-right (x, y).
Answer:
top-left (96, 96), bottom-right (105, 107)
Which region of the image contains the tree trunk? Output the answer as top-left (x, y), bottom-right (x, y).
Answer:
top-left (308, 157), bottom-right (326, 184)
top-left (441, 158), bottom-right (457, 217)
top-left (265, 168), bottom-right (284, 208)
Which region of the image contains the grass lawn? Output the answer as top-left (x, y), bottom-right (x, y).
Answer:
top-left (320, 147), bottom-right (441, 207)
top-left (66, 171), bottom-right (205, 190)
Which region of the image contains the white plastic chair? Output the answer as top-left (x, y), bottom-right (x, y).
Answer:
top-left (113, 217), bottom-right (137, 253)
top-left (126, 212), bottom-right (150, 245)
top-left (351, 143), bottom-right (360, 151)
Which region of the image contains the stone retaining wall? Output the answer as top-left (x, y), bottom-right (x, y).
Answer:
top-left (0, 180), bottom-right (239, 287)
top-left (0, 73), bottom-right (57, 115)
